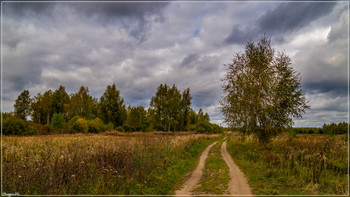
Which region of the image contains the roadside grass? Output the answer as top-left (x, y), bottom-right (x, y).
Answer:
top-left (193, 137), bottom-right (230, 195)
top-left (226, 132), bottom-right (348, 195)
top-left (3, 132), bottom-right (219, 195)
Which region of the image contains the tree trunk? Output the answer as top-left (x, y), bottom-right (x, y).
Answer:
top-left (47, 112), bottom-right (50, 124)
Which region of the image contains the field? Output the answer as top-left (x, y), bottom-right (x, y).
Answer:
top-left (2, 132), bottom-right (219, 195)
top-left (227, 132), bottom-right (348, 195)
top-left (2, 131), bottom-right (348, 195)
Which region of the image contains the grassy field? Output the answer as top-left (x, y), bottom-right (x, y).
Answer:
top-left (2, 131), bottom-right (219, 195)
top-left (227, 132), bottom-right (348, 195)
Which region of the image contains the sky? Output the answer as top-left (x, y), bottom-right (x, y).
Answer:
top-left (1, 0), bottom-right (349, 127)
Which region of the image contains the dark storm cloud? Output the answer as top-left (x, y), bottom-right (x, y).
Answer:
top-left (296, 8), bottom-right (348, 98)
top-left (2, 1), bottom-right (169, 41)
top-left (180, 54), bottom-right (199, 68)
top-left (70, 2), bottom-right (169, 40)
top-left (224, 25), bottom-right (256, 45)
top-left (2, 2), bottom-right (53, 18)
top-left (225, 2), bottom-right (337, 44)
top-left (3, 1), bottom-right (169, 18)
top-left (179, 54), bottom-right (220, 73)
top-left (258, 2), bottom-right (336, 34)
top-left (192, 88), bottom-right (221, 108)
top-left (302, 80), bottom-right (348, 97)
top-left (77, 2), bottom-right (168, 19)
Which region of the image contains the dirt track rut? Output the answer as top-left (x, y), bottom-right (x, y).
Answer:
top-left (174, 141), bottom-right (217, 195)
top-left (221, 140), bottom-right (252, 195)
top-left (175, 139), bottom-right (252, 195)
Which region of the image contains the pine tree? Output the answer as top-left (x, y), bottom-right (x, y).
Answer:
top-left (99, 84), bottom-right (127, 127)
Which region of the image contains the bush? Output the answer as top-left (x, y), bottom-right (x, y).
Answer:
top-left (87, 118), bottom-right (101, 133)
top-left (115, 126), bottom-right (125, 132)
top-left (51, 113), bottom-right (65, 130)
top-left (98, 121), bottom-right (114, 132)
top-left (68, 116), bottom-right (79, 126)
top-left (3, 116), bottom-right (37, 135)
top-left (185, 124), bottom-right (197, 131)
top-left (123, 125), bottom-right (136, 132)
top-left (67, 116), bottom-right (79, 133)
top-left (196, 121), bottom-right (223, 134)
top-left (72, 118), bottom-right (88, 133)
top-left (28, 122), bottom-right (52, 135)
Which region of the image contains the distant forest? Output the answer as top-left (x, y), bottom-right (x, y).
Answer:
top-left (2, 84), bottom-right (223, 135)
top-left (291, 122), bottom-right (348, 135)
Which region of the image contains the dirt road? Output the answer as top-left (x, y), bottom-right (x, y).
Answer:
top-left (175, 139), bottom-right (252, 195)
top-left (174, 141), bottom-right (218, 195)
top-left (221, 140), bottom-right (252, 195)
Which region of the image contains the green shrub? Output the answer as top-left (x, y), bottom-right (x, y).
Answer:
top-left (28, 122), bottom-right (51, 135)
top-left (87, 118), bottom-right (101, 133)
top-left (123, 125), bottom-right (136, 132)
top-left (115, 126), bottom-right (125, 132)
top-left (3, 116), bottom-right (37, 135)
top-left (68, 116), bottom-right (79, 126)
top-left (99, 121), bottom-right (114, 132)
top-left (196, 122), bottom-right (223, 134)
top-left (67, 116), bottom-right (79, 133)
top-left (185, 124), bottom-right (197, 131)
top-left (51, 113), bottom-right (65, 130)
top-left (72, 118), bottom-right (88, 133)
top-left (1, 112), bottom-right (12, 120)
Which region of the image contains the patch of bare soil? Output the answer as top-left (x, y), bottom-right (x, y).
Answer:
top-left (221, 140), bottom-right (252, 195)
top-left (174, 141), bottom-right (218, 195)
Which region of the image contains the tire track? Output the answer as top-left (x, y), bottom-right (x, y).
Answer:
top-left (174, 141), bottom-right (218, 195)
top-left (221, 140), bottom-right (252, 195)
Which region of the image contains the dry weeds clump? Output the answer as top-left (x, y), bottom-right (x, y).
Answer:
top-left (228, 133), bottom-right (348, 195)
top-left (3, 133), bottom-right (218, 195)
top-left (169, 134), bottom-right (220, 148)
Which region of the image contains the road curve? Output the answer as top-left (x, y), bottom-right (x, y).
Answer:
top-left (174, 141), bottom-right (218, 195)
top-left (221, 140), bottom-right (252, 195)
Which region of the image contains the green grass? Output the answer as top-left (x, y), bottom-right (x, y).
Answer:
top-left (193, 138), bottom-right (231, 194)
top-left (226, 133), bottom-right (348, 195)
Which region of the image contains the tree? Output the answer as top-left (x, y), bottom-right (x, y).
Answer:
top-left (126, 106), bottom-right (149, 131)
top-left (221, 35), bottom-right (310, 144)
top-left (150, 84), bottom-right (169, 130)
top-left (31, 93), bottom-right (43, 124)
top-left (51, 113), bottom-right (65, 130)
top-left (197, 108), bottom-right (205, 122)
top-left (99, 84), bottom-right (127, 127)
top-left (150, 84), bottom-right (192, 131)
top-left (167, 85), bottom-right (182, 131)
top-left (42, 89), bottom-right (53, 124)
top-left (69, 86), bottom-right (97, 119)
top-left (179, 88), bottom-right (192, 130)
top-left (203, 112), bottom-right (210, 122)
top-left (14, 90), bottom-right (32, 120)
top-left (51, 85), bottom-right (70, 116)
top-left (189, 109), bottom-right (198, 125)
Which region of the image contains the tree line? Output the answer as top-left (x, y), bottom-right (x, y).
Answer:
top-left (3, 84), bottom-right (223, 135)
top-left (291, 122), bottom-right (348, 135)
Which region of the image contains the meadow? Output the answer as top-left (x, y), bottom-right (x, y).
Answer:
top-left (3, 130), bottom-right (348, 195)
top-left (227, 132), bottom-right (348, 195)
top-left (2, 132), bottom-right (219, 195)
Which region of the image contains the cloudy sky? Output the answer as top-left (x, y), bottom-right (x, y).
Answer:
top-left (1, 0), bottom-right (348, 127)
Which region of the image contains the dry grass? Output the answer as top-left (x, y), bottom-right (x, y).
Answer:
top-left (2, 132), bottom-right (219, 195)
